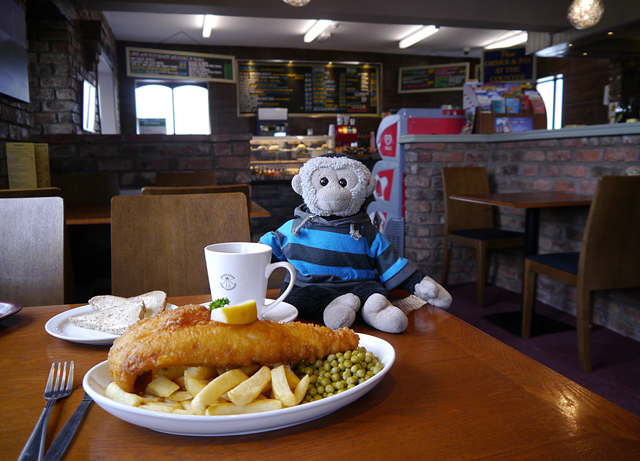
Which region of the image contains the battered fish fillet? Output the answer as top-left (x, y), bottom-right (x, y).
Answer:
top-left (108, 304), bottom-right (359, 393)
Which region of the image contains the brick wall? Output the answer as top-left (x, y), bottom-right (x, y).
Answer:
top-left (27, 6), bottom-right (117, 136)
top-left (33, 133), bottom-right (252, 188)
top-left (403, 133), bottom-right (640, 339)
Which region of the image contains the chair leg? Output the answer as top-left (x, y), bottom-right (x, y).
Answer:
top-left (522, 259), bottom-right (536, 339)
top-left (475, 242), bottom-right (489, 309)
top-left (442, 239), bottom-right (452, 286)
top-left (577, 287), bottom-right (594, 373)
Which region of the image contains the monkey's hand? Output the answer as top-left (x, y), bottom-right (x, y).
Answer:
top-left (413, 276), bottom-right (452, 309)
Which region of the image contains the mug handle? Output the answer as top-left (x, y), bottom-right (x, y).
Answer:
top-left (261, 262), bottom-right (296, 320)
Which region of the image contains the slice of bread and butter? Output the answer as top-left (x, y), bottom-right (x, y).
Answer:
top-left (69, 290), bottom-right (167, 335)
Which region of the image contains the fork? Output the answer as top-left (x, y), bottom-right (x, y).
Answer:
top-left (17, 362), bottom-right (74, 461)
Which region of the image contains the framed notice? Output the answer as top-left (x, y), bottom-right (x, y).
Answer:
top-left (0, 0), bottom-right (29, 102)
top-left (126, 47), bottom-right (236, 83)
top-left (237, 60), bottom-right (381, 117)
top-left (482, 47), bottom-right (535, 84)
top-left (398, 63), bottom-right (469, 94)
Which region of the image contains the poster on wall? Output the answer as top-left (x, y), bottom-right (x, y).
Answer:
top-left (236, 60), bottom-right (381, 116)
top-left (0, 0), bottom-right (30, 103)
top-left (482, 47), bottom-right (535, 83)
top-left (398, 63), bottom-right (469, 93)
top-left (126, 47), bottom-right (236, 83)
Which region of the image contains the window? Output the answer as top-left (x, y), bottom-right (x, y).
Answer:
top-left (135, 82), bottom-right (210, 135)
top-left (536, 74), bottom-right (563, 130)
top-left (82, 80), bottom-right (97, 133)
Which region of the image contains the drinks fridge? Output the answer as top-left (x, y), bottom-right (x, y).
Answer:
top-left (367, 108), bottom-right (464, 256)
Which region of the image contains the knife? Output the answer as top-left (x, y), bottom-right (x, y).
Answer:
top-left (43, 393), bottom-right (93, 461)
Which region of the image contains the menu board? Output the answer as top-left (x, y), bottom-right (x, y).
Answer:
top-left (398, 63), bottom-right (469, 93)
top-left (126, 47), bottom-right (236, 83)
top-left (237, 61), bottom-right (381, 116)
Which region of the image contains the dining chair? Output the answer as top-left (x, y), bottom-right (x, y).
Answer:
top-left (111, 192), bottom-right (250, 297)
top-left (0, 188), bottom-right (76, 303)
top-left (141, 184), bottom-right (251, 226)
top-left (522, 175), bottom-right (640, 373)
top-left (0, 187), bottom-right (61, 198)
top-left (0, 197), bottom-right (65, 306)
top-left (441, 166), bottom-right (525, 309)
top-left (155, 171), bottom-right (217, 187)
top-left (50, 173), bottom-right (120, 206)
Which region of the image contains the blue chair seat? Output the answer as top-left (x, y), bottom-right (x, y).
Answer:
top-left (451, 228), bottom-right (524, 241)
top-left (527, 252), bottom-right (580, 275)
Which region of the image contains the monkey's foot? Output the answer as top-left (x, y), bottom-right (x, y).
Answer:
top-left (362, 294), bottom-right (408, 334)
top-left (323, 294), bottom-right (361, 330)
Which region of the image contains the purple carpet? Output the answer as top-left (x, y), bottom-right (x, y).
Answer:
top-left (446, 283), bottom-right (640, 417)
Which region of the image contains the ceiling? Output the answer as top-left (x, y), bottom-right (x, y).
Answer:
top-left (83, 0), bottom-right (640, 59)
top-left (83, 0), bottom-right (574, 59)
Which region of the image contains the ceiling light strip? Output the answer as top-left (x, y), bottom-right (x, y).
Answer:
top-left (202, 14), bottom-right (216, 38)
top-left (304, 20), bottom-right (332, 43)
top-left (398, 25), bottom-right (439, 49)
top-left (484, 32), bottom-right (528, 50)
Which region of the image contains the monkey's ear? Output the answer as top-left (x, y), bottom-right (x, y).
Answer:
top-left (292, 174), bottom-right (303, 195)
top-left (366, 176), bottom-right (377, 196)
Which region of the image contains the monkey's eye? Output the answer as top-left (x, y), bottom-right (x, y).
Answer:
top-left (339, 178), bottom-right (347, 187)
top-left (319, 177), bottom-right (328, 186)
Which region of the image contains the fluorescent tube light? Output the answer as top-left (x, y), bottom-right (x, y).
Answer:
top-left (398, 25), bottom-right (439, 49)
top-left (304, 20), bottom-right (332, 43)
top-left (202, 14), bottom-right (216, 38)
top-left (484, 32), bottom-right (528, 50)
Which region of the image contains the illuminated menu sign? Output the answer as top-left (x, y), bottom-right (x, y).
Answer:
top-left (126, 47), bottom-right (236, 83)
top-left (398, 63), bottom-right (469, 93)
top-left (237, 61), bottom-right (381, 116)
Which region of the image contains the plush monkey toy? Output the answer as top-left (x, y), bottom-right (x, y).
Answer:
top-left (259, 153), bottom-right (451, 333)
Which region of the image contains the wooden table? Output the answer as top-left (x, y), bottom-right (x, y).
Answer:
top-left (449, 191), bottom-right (593, 257)
top-left (65, 200), bottom-right (271, 225)
top-left (449, 191), bottom-right (593, 336)
top-left (3, 292), bottom-right (640, 460)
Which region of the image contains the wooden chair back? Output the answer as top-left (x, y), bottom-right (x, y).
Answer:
top-left (140, 184), bottom-right (251, 217)
top-left (0, 187), bottom-right (61, 198)
top-left (442, 167), bottom-right (495, 233)
top-left (0, 197), bottom-right (65, 306)
top-left (111, 193), bottom-right (250, 297)
top-left (579, 175), bottom-right (640, 290)
top-left (51, 173), bottom-right (120, 206)
top-left (156, 171), bottom-right (217, 187)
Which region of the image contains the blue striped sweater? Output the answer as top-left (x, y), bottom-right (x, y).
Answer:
top-left (259, 205), bottom-right (418, 291)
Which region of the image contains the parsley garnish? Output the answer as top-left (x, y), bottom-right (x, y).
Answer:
top-left (209, 298), bottom-right (230, 311)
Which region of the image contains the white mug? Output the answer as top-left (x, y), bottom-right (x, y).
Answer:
top-left (204, 242), bottom-right (296, 320)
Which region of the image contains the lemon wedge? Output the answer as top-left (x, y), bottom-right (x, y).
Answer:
top-left (209, 299), bottom-right (258, 324)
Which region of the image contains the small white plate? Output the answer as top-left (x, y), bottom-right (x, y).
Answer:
top-left (83, 333), bottom-right (394, 436)
top-left (201, 299), bottom-right (298, 323)
top-left (45, 303), bottom-right (178, 346)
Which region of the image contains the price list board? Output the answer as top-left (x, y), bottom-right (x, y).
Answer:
top-left (237, 61), bottom-right (381, 116)
top-left (398, 62), bottom-right (469, 94)
top-left (126, 47), bottom-right (236, 83)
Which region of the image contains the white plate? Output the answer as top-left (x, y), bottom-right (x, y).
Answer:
top-left (200, 299), bottom-right (298, 323)
top-left (45, 303), bottom-right (178, 346)
top-left (83, 333), bottom-right (394, 436)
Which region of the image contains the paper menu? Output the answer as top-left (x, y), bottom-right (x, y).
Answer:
top-left (6, 142), bottom-right (51, 189)
top-left (34, 143), bottom-right (51, 187)
top-left (6, 143), bottom-right (38, 189)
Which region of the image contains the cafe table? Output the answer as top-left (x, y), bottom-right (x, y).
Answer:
top-left (3, 291), bottom-right (640, 460)
top-left (448, 191), bottom-right (593, 336)
top-left (65, 200), bottom-right (271, 225)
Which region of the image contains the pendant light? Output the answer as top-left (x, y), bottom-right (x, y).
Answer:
top-left (567, 0), bottom-right (604, 30)
top-left (283, 0), bottom-right (311, 6)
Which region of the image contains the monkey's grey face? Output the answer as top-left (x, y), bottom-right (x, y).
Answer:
top-left (292, 155), bottom-right (377, 217)
top-left (309, 167), bottom-right (359, 214)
